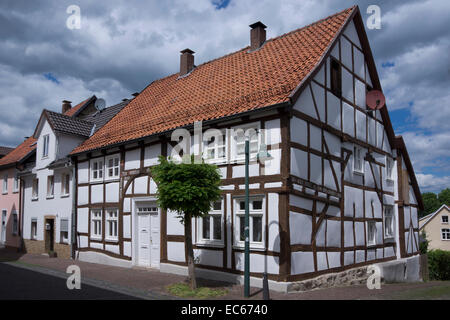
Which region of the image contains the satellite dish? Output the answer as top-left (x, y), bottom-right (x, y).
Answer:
top-left (94, 98), bottom-right (106, 111)
top-left (366, 90), bottom-right (386, 110)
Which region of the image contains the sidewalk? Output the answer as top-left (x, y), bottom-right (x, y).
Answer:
top-left (1, 249), bottom-right (449, 300)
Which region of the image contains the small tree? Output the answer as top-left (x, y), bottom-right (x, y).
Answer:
top-left (151, 155), bottom-right (221, 289)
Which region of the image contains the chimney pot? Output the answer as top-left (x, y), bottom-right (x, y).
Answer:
top-left (249, 21), bottom-right (267, 51)
top-left (62, 100), bottom-right (72, 114)
top-left (180, 48), bottom-right (195, 76)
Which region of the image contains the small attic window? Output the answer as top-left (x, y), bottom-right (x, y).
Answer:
top-left (330, 58), bottom-right (342, 97)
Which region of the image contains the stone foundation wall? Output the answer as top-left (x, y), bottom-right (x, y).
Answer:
top-left (23, 240), bottom-right (71, 259)
top-left (287, 266), bottom-right (370, 292)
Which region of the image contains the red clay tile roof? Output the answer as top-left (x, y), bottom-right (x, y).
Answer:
top-left (64, 97), bottom-right (91, 117)
top-left (72, 6), bottom-right (356, 155)
top-left (0, 146), bottom-right (14, 157)
top-left (0, 137), bottom-right (37, 168)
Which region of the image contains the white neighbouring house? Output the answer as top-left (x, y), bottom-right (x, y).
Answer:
top-left (69, 6), bottom-right (424, 290)
top-left (20, 97), bottom-right (128, 258)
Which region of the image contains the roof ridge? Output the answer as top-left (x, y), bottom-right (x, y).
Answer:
top-left (152, 6), bottom-right (356, 84)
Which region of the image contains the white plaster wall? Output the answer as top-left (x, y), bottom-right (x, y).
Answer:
top-left (77, 161), bottom-right (89, 184)
top-left (134, 176), bottom-right (148, 194)
top-left (123, 215), bottom-right (131, 238)
top-left (144, 144), bottom-right (161, 167)
top-left (194, 249), bottom-right (223, 268)
top-left (290, 148), bottom-right (308, 179)
top-left (235, 252), bottom-right (279, 274)
top-left (91, 184), bottom-right (103, 204)
top-left (168, 241), bottom-right (185, 262)
top-left (167, 210), bottom-right (184, 235)
top-left (289, 212), bottom-right (312, 245)
top-left (267, 193), bottom-right (280, 252)
top-left (105, 182), bottom-right (119, 203)
top-left (77, 208), bottom-right (89, 233)
top-left (265, 119), bottom-right (281, 145)
top-left (291, 251), bottom-right (314, 275)
top-left (125, 148), bottom-right (140, 170)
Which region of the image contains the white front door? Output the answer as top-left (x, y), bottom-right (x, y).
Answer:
top-left (1, 210), bottom-right (6, 243)
top-left (136, 205), bottom-right (160, 268)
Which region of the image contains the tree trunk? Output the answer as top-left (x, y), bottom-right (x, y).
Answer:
top-left (184, 214), bottom-right (197, 289)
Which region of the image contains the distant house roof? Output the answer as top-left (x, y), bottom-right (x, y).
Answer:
top-left (71, 6), bottom-right (357, 155)
top-left (0, 137), bottom-right (37, 169)
top-left (0, 96), bottom-right (95, 169)
top-left (64, 96), bottom-right (96, 117)
top-left (43, 110), bottom-right (94, 137)
top-left (82, 99), bottom-right (129, 135)
top-left (0, 146), bottom-right (14, 157)
top-left (419, 204), bottom-right (450, 229)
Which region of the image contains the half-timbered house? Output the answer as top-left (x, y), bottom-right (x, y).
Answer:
top-left (69, 6), bottom-right (423, 290)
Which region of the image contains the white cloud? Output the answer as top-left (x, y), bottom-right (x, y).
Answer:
top-left (416, 174), bottom-right (450, 193)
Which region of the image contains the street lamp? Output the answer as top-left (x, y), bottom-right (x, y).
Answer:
top-left (244, 130), bottom-right (272, 298)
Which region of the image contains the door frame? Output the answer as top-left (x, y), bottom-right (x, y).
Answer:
top-left (131, 197), bottom-right (160, 268)
top-left (44, 215), bottom-right (55, 253)
top-left (1, 209), bottom-right (7, 244)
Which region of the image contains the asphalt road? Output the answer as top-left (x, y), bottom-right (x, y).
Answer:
top-left (0, 262), bottom-right (141, 300)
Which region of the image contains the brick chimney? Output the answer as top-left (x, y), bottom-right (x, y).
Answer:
top-left (249, 21), bottom-right (267, 51)
top-left (180, 49), bottom-right (195, 76)
top-left (62, 100), bottom-right (72, 114)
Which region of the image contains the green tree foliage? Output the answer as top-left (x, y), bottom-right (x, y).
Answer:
top-left (151, 155), bottom-right (222, 289)
top-left (428, 249), bottom-right (450, 280)
top-left (421, 192), bottom-right (441, 218)
top-left (438, 188), bottom-right (450, 207)
top-left (421, 188), bottom-right (450, 217)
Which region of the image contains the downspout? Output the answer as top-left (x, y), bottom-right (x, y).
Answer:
top-left (70, 159), bottom-right (77, 260)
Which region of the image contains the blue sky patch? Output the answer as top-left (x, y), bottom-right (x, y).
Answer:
top-left (212, 0), bottom-right (231, 10)
top-left (382, 61), bottom-right (395, 68)
top-left (43, 73), bottom-right (60, 84)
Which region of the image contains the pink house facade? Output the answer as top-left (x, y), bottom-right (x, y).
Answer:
top-left (0, 137), bottom-right (36, 249)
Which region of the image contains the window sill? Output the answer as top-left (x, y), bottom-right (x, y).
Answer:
top-left (367, 243), bottom-right (377, 248)
top-left (59, 242), bottom-right (69, 246)
top-left (353, 170), bottom-right (364, 176)
top-left (12, 191), bottom-right (19, 194)
top-left (60, 194), bottom-right (70, 198)
top-left (386, 178), bottom-right (394, 183)
top-left (2, 192), bottom-right (8, 195)
top-left (46, 196), bottom-right (54, 200)
top-left (384, 236), bottom-right (395, 241)
top-left (233, 244), bottom-right (265, 251)
top-left (195, 241), bottom-right (225, 248)
top-left (104, 178), bottom-right (120, 183)
top-left (105, 238), bottom-right (119, 243)
top-left (89, 180), bottom-right (104, 185)
top-left (90, 237), bottom-right (102, 241)
top-left (31, 198), bottom-right (39, 201)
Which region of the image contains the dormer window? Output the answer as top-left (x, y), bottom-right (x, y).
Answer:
top-left (42, 135), bottom-right (50, 158)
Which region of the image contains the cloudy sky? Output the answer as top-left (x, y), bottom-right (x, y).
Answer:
top-left (0, 0), bottom-right (449, 193)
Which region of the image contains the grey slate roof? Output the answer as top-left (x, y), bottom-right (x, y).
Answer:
top-left (45, 110), bottom-right (94, 137)
top-left (83, 100), bottom-right (129, 134)
top-left (44, 100), bottom-right (129, 138)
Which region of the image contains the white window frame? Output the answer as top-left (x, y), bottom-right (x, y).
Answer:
top-left (32, 178), bottom-right (39, 200)
top-left (353, 146), bottom-right (364, 174)
top-left (441, 228), bottom-right (450, 241)
top-left (383, 206), bottom-right (395, 239)
top-left (234, 196), bottom-right (265, 250)
top-left (105, 208), bottom-right (119, 241)
top-left (441, 215), bottom-right (448, 224)
top-left (61, 173), bottom-right (70, 197)
top-left (105, 154), bottom-right (120, 180)
top-left (2, 173), bottom-right (7, 194)
top-left (42, 134), bottom-right (49, 158)
top-left (202, 130), bottom-right (227, 164)
top-left (47, 175), bottom-right (54, 198)
top-left (12, 211), bottom-right (18, 235)
top-left (90, 209), bottom-right (103, 240)
top-left (13, 174), bottom-right (19, 193)
top-left (90, 158), bottom-right (104, 182)
top-left (230, 122), bottom-right (260, 163)
top-left (367, 221), bottom-right (377, 246)
top-left (197, 199), bottom-right (224, 246)
top-left (31, 218), bottom-right (37, 240)
top-left (60, 218), bottom-right (69, 244)
top-left (386, 156), bottom-right (394, 181)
